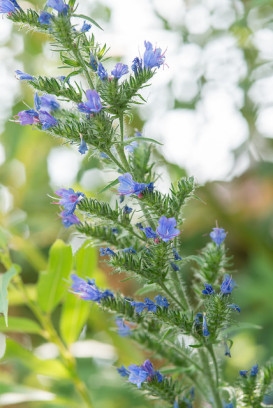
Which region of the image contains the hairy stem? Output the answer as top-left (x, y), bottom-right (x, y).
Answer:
top-left (159, 281), bottom-right (185, 310)
top-left (199, 348), bottom-right (222, 408)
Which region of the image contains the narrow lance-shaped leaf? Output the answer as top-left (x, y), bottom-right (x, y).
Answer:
top-left (0, 265), bottom-right (18, 326)
top-left (37, 240), bottom-right (73, 313)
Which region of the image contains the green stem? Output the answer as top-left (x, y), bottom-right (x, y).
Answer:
top-left (14, 275), bottom-right (94, 408)
top-left (159, 281), bottom-right (185, 310)
top-left (105, 149), bottom-right (126, 173)
top-left (207, 344), bottom-right (219, 387)
top-left (117, 115), bottom-right (130, 172)
top-left (169, 267), bottom-right (188, 310)
top-left (72, 44), bottom-right (94, 90)
top-left (199, 349), bottom-right (222, 408)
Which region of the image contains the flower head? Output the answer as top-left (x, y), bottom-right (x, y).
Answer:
top-left (127, 364), bottom-right (148, 388)
top-left (210, 227), bottom-right (226, 246)
top-left (136, 223), bottom-right (144, 230)
top-left (239, 370), bottom-right (248, 377)
top-left (79, 135), bottom-right (88, 155)
top-left (15, 70), bottom-right (33, 80)
top-left (132, 57), bottom-right (143, 74)
top-left (154, 295), bottom-right (169, 308)
top-left (171, 262), bottom-right (179, 272)
top-left (60, 211), bottom-right (80, 228)
top-left (202, 283), bottom-right (215, 296)
top-left (116, 318), bottom-right (131, 337)
top-left (224, 342), bottom-right (231, 358)
top-left (38, 11), bottom-right (53, 25)
top-left (173, 400), bottom-right (179, 408)
top-left (143, 41), bottom-right (165, 69)
top-left (0, 0), bottom-right (20, 14)
top-left (78, 89), bottom-right (102, 114)
top-left (117, 366), bottom-right (129, 377)
top-left (251, 364), bottom-right (258, 376)
top-left (227, 304), bottom-right (240, 313)
top-left (144, 298), bottom-right (157, 313)
top-left (39, 94), bottom-right (60, 112)
top-left (54, 188), bottom-right (85, 214)
top-left (144, 227), bottom-right (157, 239)
top-left (70, 274), bottom-right (113, 302)
top-left (47, 0), bottom-right (69, 14)
top-left (89, 53), bottom-right (98, 70)
top-left (131, 301), bottom-right (146, 314)
top-left (99, 247), bottom-right (116, 257)
top-left (118, 173), bottom-right (147, 196)
top-left (123, 205), bottom-right (132, 214)
top-left (221, 274), bottom-right (236, 295)
top-left (97, 62), bottom-right (108, 81)
top-left (173, 248), bottom-right (182, 261)
top-left (202, 315), bottom-right (210, 337)
top-left (156, 216), bottom-right (180, 242)
top-left (111, 63), bottom-right (129, 79)
top-left (17, 109), bottom-right (39, 126)
top-left (81, 20), bottom-right (91, 32)
top-left (38, 110), bottom-right (58, 130)
top-left (122, 246), bottom-right (136, 254)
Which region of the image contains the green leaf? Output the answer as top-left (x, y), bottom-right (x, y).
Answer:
top-left (37, 240), bottom-right (73, 313)
top-left (119, 137), bottom-right (162, 146)
top-left (98, 177), bottom-right (119, 194)
top-left (73, 14), bottom-right (103, 31)
top-left (0, 317), bottom-right (42, 334)
top-left (60, 244), bottom-right (97, 345)
top-left (0, 266), bottom-right (18, 326)
top-left (0, 333), bottom-right (6, 359)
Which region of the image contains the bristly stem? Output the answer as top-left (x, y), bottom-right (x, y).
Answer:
top-left (117, 114), bottom-right (130, 172)
top-left (159, 281), bottom-right (185, 310)
top-left (199, 348), bottom-right (222, 408)
top-left (72, 43), bottom-right (94, 90)
top-left (207, 344), bottom-right (220, 387)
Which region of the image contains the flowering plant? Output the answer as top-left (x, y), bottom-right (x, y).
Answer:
top-left (1, 1), bottom-right (273, 407)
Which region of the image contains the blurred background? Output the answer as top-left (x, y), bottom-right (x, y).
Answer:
top-left (0, 0), bottom-right (273, 406)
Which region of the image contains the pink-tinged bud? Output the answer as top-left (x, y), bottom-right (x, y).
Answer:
top-left (138, 193), bottom-right (144, 199)
top-left (154, 238), bottom-right (160, 244)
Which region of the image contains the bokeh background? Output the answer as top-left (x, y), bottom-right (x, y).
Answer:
top-left (0, 0), bottom-right (273, 406)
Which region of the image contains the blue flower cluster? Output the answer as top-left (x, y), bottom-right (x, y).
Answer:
top-left (131, 41), bottom-right (166, 74)
top-left (53, 188), bottom-right (85, 227)
top-left (202, 274), bottom-right (237, 296)
top-left (15, 92), bottom-right (59, 130)
top-left (131, 295), bottom-right (169, 315)
top-left (117, 359), bottom-right (163, 388)
top-left (70, 274), bottom-right (113, 302)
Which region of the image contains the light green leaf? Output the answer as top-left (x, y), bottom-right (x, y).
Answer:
top-left (0, 266), bottom-right (18, 326)
top-left (0, 316), bottom-right (42, 334)
top-left (60, 245), bottom-right (97, 345)
top-left (119, 137), bottom-right (162, 146)
top-left (98, 177), bottom-right (119, 194)
top-left (37, 240), bottom-right (73, 313)
top-left (73, 14), bottom-right (103, 31)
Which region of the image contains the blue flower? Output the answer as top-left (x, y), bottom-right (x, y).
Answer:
top-left (97, 63), bottom-right (108, 81)
top-left (224, 342), bottom-right (231, 358)
top-left (38, 110), bottom-right (58, 130)
top-left (143, 41), bottom-right (165, 69)
top-left (171, 262), bottom-right (179, 272)
top-left (70, 274), bottom-right (113, 302)
top-left (116, 318), bottom-right (131, 337)
top-left (251, 364), bottom-right (258, 376)
top-left (79, 135), bottom-right (88, 155)
top-left (132, 57), bottom-right (143, 74)
top-left (0, 0), bottom-right (20, 14)
top-left (60, 211), bottom-right (80, 228)
top-left (154, 295), bottom-right (169, 308)
top-left (136, 223), bottom-right (144, 230)
top-left (202, 283), bottom-right (215, 296)
top-left (15, 70), bottom-right (33, 80)
top-left (194, 313), bottom-right (203, 326)
top-left (221, 274), bottom-right (236, 295)
top-left (227, 304), bottom-right (240, 313)
top-left (156, 216), bottom-right (180, 242)
top-left (239, 370), bottom-right (248, 377)
top-left (118, 173), bottom-right (147, 196)
top-left (144, 227), bottom-right (157, 239)
top-left (89, 53), bottom-right (98, 70)
top-left (117, 366), bottom-right (129, 377)
top-left (123, 205), bottom-right (132, 214)
top-left (17, 109), bottom-right (39, 125)
top-left (131, 301), bottom-right (146, 314)
top-left (81, 20), bottom-right (91, 32)
top-left (39, 94), bottom-right (60, 112)
top-left (123, 246), bottom-right (136, 254)
top-left (224, 403), bottom-right (233, 408)
top-left (141, 360), bottom-right (163, 383)
top-left (144, 298), bottom-right (157, 313)
top-left (173, 248), bottom-right (182, 261)
top-left (111, 228), bottom-right (118, 234)
top-left (127, 364), bottom-right (148, 388)
top-left (99, 247), bottom-right (116, 257)
top-left (111, 63), bottom-right (129, 79)
top-left (210, 227), bottom-right (226, 246)
top-left (147, 182), bottom-right (154, 192)
top-left (173, 400), bottom-right (179, 408)
top-left (202, 315), bottom-right (210, 337)
top-left (47, 0), bottom-right (69, 14)
top-left (53, 188), bottom-right (85, 214)
top-left (38, 11), bottom-right (53, 25)
top-left (78, 89), bottom-right (102, 114)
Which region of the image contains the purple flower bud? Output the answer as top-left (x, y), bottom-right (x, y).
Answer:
top-left (210, 227), bottom-right (226, 246)
top-left (144, 227), bottom-right (157, 239)
top-left (251, 364), bottom-right (258, 376)
top-left (239, 370), bottom-right (248, 377)
top-left (227, 304), bottom-right (240, 312)
top-left (89, 53), bottom-right (98, 71)
top-left (202, 315), bottom-right (210, 337)
top-left (202, 283), bottom-right (215, 296)
top-left (111, 63), bottom-right (129, 79)
top-left (15, 70), bottom-right (33, 80)
top-left (81, 20), bottom-right (91, 32)
top-left (117, 366), bottom-right (129, 377)
top-left (221, 274), bottom-right (236, 295)
top-left (115, 318), bottom-right (131, 337)
top-left (97, 62), bottom-right (108, 81)
top-left (79, 135), bottom-right (88, 155)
